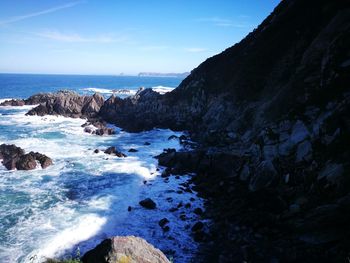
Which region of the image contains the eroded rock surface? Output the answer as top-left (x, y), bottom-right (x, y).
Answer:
top-left (82, 236), bottom-right (170, 263)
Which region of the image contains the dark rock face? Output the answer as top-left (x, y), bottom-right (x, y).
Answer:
top-left (139, 198), bottom-right (156, 209)
top-left (0, 144), bottom-right (53, 170)
top-left (15, 154), bottom-right (37, 170)
top-left (82, 236), bottom-right (170, 263)
top-left (26, 90), bottom-right (104, 118)
top-left (0, 99), bottom-right (25, 106)
top-left (82, 119), bottom-right (115, 136)
top-left (104, 147), bottom-right (126, 157)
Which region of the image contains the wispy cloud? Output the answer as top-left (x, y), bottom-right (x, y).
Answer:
top-left (36, 30), bottom-right (127, 43)
top-left (196, 17), bottom-right (251, 28)
top-left (184, 47), bottom-right (207, 53)
top-left (139, 45), bottom-right (169, 51)
top-left (0, 1), bottom-right (83, 26)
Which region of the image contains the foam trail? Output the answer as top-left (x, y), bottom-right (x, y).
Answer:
top-left (26, 214), bottom-right (107, 262)
top-left (151, 86), bottom-right (174, 94)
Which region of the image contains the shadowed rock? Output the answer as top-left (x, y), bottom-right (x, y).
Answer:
top-left (0, 144), bottom-right (52, 170)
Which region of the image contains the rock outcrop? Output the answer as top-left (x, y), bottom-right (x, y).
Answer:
top-left (82, 236), bottom-right (170, 263)
top-left (26, 90), bottom-right (104, 118)
top-left (94, 0), bottom-right (350, 262)
top-left (0, 144), bottom-right (53, 170)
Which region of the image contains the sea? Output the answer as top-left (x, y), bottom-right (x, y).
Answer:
top-left (0, 74), bottom-right (202, 263)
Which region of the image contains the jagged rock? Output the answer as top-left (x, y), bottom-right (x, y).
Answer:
top-left (31, 152), bottom-right (53, 168)
top-left (249, 160), bottom-right (278, 191)
top-left (128, 148), bottom-right (138, 152)
top-left (104, 147), bottom-right (126, 157)
top-left (0, 99), bottom-right (25, 106)
top-left (26, 91), bottom-right (104, 118)
top-left (0, 144), bottom-right (52, 170)
top-left (16, 153), bottom-right (37, 170)
top-left (82, 236), bottom-right (170, 263)
top-left (139, 198), bottom-right (156, 209)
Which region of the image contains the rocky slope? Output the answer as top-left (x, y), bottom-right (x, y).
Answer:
top-left (3, 0), bottom-right (349, 261)
top-left (96, 0), bottom-right (350, 262)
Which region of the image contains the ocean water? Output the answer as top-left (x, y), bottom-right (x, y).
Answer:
top-left (0, 74), bottom-right (202, 263)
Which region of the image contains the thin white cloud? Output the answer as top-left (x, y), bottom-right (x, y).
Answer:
top-left (0, 1), bottom-right (83, 26)
top-left (36, 30), bottom-right (127, 43)
top-left (196, 17), bottom-right (231, 24)
top-left (184, 47), bottom-right (207, 53)
top-left (196, 17), bottom-right (251, 28)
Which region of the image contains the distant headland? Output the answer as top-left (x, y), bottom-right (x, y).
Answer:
top-left (138, 72), bottom-right (190, 78)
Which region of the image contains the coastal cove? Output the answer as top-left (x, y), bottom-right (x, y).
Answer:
top-left (0, 0), bottom-right (349, 262)
top-left (0, 76), bottom-right (204, 263)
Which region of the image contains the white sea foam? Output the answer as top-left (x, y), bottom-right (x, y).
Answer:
top-left (0, 100), bottom-right (202, 263)
top-left (151, 85), bottom-right (175, 94)
top-left (27, 214), bottom-right (107, 262)
top-left (81, 87), bottom-right (137, 95)
top-left (0, 98), bottom-right (15, 104)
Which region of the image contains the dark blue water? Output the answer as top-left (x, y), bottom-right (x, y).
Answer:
top-left (0, 73), bottom-right (183, 99)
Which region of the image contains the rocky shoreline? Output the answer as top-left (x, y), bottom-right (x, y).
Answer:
top-left (1, 0), bottom-right (349, 262)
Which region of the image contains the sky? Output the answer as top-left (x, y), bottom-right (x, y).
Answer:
top-left (0, 0), bottom-right (280, 75)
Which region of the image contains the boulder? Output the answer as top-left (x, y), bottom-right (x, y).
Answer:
top-left (0, 144), bottom-right (52, 170)
top-left (249, 160), bottom-right (278, 191)
top-left (31, 152), bottom-right (53, 168)
top-left (16, 153), bottom-right (37, 170)
top-left (290, 121), bottom-right (310, 145)
top-left (82, 236), bottom-right (170, 263)
top-left (104, 147), bottom-right (126, 157)
top-left (26, 91), bottom-right (104, 118)
top-left (139, 198), bottom-right (156, 209)
top-left (296, 140), bottom-right (312, 162)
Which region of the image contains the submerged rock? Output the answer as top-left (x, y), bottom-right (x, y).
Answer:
top-left (82, 236), bottom-right (170, 263)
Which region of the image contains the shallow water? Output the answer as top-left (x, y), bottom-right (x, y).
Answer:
top-left (0, 75), bottom-right (202, 263)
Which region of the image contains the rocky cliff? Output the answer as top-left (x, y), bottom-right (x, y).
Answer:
top-left (97, 0), bottom-right (350, 262)
top-left (7, 0), bottom-right (350, 261)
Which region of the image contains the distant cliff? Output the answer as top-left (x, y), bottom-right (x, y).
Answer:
top-left (138, 72), bottom-right (190, 78)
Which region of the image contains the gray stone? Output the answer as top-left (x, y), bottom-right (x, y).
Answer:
top-left (318, 163), bottom-right (344, 184)
top-left (296, 140), bottom-right (312, 162)
top-left (249, 160), bottom-right (278, 191)
top-left (263, 145), bottom-right (278, 160)
top-left (290, 120), bottom-right (310, 145)
top-left (82, 236), bottom-right (170, 263)
top-left (239, 164), bottom-right (250, 181)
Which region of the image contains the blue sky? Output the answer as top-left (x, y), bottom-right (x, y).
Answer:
top-left (0, 0), bottom-right (280, 75)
